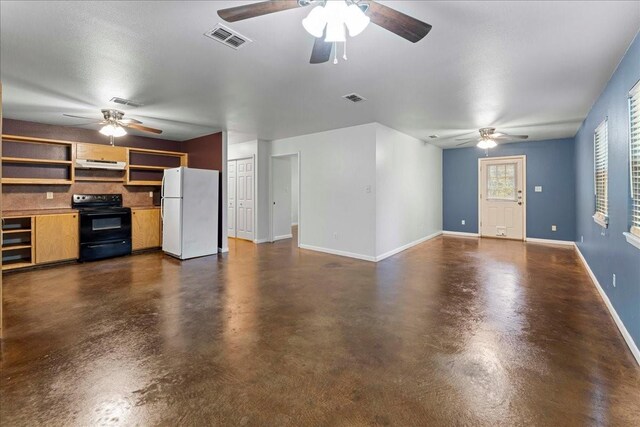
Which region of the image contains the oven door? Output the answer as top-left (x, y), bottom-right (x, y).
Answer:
top-left (79, 209), bottom-right (131, 243)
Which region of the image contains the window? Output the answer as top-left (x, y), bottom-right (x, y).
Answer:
top-left (629, 81), bottom-right (640, 238)
top-left (486, 163), bottom-right (517, 201)
top-left (593, 119), bottom-right (608, 227)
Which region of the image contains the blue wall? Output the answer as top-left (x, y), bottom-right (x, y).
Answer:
top-left (443, 138), bottom-right (576, 241)
top-left (575, 33), bottom-right (640, 348)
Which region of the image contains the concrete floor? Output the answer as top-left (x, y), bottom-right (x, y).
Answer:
top-left (1, 235), bottom-right (639, 426)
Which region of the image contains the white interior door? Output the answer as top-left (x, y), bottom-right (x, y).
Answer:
top-left (236, 157), bottom-right (255, 241)
top-left (227, 160), bottom-right (237, 238)
top-left (272, 157), bottom-right (292, 240)
top-left (480, 157), bottom-right (525, 240)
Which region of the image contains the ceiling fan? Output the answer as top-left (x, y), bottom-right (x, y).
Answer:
top-left (63, 109), bottom-right (162, 145)
top-left (454, 128), bottom-right (529, 149)
top-left (216, 0), bottom-right (432, 64)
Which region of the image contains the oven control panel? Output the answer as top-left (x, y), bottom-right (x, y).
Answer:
top-left (72, 194), bottom-right (123, 207)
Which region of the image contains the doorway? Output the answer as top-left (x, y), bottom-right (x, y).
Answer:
top-left (270, 153), bottom-right (300, 246)
top-left (227, 156), bottom-right (255, 241)
top-left (478, 155), bottom-right (526, 240)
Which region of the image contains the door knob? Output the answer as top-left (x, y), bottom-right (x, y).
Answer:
top-left (518, 202), bottom-right (522, 205)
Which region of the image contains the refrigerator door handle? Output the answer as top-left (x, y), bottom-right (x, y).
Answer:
top-left (160, 197), bottom-right (164, 220)
top-left (161, 173), bottom-right (166, 198)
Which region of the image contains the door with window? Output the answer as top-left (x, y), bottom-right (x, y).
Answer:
top-left (227, 157), bottom-right (255, 241)
top-left (479, 156), bottom-right (525, 240)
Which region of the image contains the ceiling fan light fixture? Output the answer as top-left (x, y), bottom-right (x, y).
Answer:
top-left (99, 123), bottom-right (127, 138)
top-left (477, 139), bottom-right (497, 149)
top-left (344, 4), bottom-right (370, 37)
top-left (325, 20), bottom-right (346, 42)
top-left (302, 5), bottom-right (327, 38)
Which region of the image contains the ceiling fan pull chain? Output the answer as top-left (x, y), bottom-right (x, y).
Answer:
top-left (343, 39), bottom-right (348, 61)
top-left (333, 42), bottom-right (338, 64)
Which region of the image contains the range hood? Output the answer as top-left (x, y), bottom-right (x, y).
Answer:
top-left (75, 159), bottom-right (127, 170)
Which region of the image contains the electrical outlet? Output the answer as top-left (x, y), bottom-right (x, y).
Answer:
top-left (613, 274), bottom-right (616, 287)
top-left (551, 225), bottom-right (557, 232)
top-left (365, 185), bottom-right (372, 194)
top-left (581, 235), bottom-right (584, 243)
top-left (46, 192), bottom-right (53, 200)
top-left (535, 186), bottom-right (543, 192)
top-left (149, 191), bottom-right (153, 198)
top-left (461, 220), bottom-right (466, 225)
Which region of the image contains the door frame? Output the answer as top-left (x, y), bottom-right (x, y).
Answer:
top-left (269, 152), bottom-right (301, 247)
top-left (227, 155), bottom-right (256, 241)
top-left (478, 155), bottom-right (527, 240)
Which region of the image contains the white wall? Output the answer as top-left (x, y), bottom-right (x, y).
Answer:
top-left (272, 157), bottom-right (292, 239)
top-left (227, 140), bottom-right (270, 242)
top-left (291, 158), bottom-right (299, 225)
top-left (271, 123), bottom-right (377, 259)
top-left (375, 124), bottom-right (443, 258)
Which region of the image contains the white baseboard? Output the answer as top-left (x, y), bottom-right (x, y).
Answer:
top-left (526, 237), bottom-right (575, 246)
top-left (219, 247), bottom-right (229, 254)
top-left (299, 244), bottom-right (376, 262)
top-left (375, 231), bottom-right (443, 262)
top-left (254, 238), bottom-right (269, 244)
top-left (442, 231), bottom-right (479, 238)
top-left (575, 245), bottom-right (640, 366)
top-left (273, 234), bottom-right (293, 242)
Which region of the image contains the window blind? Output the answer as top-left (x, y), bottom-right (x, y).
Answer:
top-left (630, 81), bottom-right (640, 237)
top-left (594, 119), bottom-right (608, 226)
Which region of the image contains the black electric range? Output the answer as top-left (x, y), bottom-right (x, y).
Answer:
top-left (72, 194), bottom-right (132, 262)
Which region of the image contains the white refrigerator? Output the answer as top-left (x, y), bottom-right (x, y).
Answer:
top-left (162, 167), bottom-right (219, 260)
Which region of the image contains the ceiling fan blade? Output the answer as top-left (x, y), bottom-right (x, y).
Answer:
top-left (365, 1), bottom-right (432, 43)
top-left (456, 139), bottom-right (479, 147)
top-left (494, 134), bottom-right (529, 140)
top-left (310, 35), bottom-right (332, 64)
top-left (217, 0), bottom-right (303, 22)
top-left (63, 113), bottom-right (103, 123)
top-left (454, 136), bottom-right (477, 142)
top-left (123, 123), bottom-right (163, 135)
top-left (119, 118), bottom-right (143, 124)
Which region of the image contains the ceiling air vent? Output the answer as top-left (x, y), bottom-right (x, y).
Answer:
top-left (343, 93), bottom-right (367, 103)
top-left (109, 97), bottom-right (143, 108)
top-left (205, 24), bottom-right (252, 50)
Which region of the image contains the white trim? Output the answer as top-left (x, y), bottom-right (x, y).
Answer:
top-left (299, 244), bottom-right (376, 262)
top-left (575, 245), bottom-right (640, 366)
top-left (442, 231), bottom-right (479, 238)
top-left (478, 155), bottom-right (527, 241)
top-left (291, 222), bottom-right (298, 226)
top-left (375, 231), bottom-right (442, 262)
top-left (525, 237), bottom-right (575, 246)
top-left (592, 212), bottom-right (609, 229)
top-left (218, 247), bottom-right (229, 254)
top-left (273, 234), bottom-right (293, 241)
top-left (623, 232), bottom-right (640, 250)
top-left (253, 238), bottom-right (269, 244)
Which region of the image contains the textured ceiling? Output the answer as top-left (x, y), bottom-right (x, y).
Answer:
top-left (1, 1), bottom-right (639, 147)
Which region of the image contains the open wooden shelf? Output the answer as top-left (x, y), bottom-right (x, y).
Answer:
top-left (1, 216), bottom-right (35, 271)
top-left (2, 157), bottom-right (73, 165)
top-left (2, 135), bottom-right (75, 185)
top-left (2, 229), bottom-right (32, 234)
top-left (125, 180), bottom-right (164, 186)
top-left (129, 164), bottom-right (172, 171)
top-left (2, 244), bottom-right (32, 252)
top-left (2, 178), bottom-right (73, 185)
top-left (74, 176), bottom-right (125, 182)
top-left (2, 261), bottom-right (34, 271)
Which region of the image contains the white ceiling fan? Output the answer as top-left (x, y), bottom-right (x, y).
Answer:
top-left (454, 127), bottom-right (529, 149)
top-left (63, 109), bottom-right (162, 145)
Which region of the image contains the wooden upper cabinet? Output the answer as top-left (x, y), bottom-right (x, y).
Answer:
top-left (76, 143), bottom-right (127, 163)
top-left (132, 208), bottom-right (162, 251)
top-left (35, 213), bottom-right (79, 264)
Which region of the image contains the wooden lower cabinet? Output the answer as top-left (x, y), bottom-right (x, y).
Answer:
top-left (132, 208), bottom-right (162, 251)
top-left (35, 213), bottom-right (79, 264)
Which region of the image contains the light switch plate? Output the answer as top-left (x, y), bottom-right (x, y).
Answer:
top-left (535, 186), bottom-right (543, 192)
top-left (551, 225), bottom-right (557, 231)
top-left (461, 220), bottom-right (466, 225)
top-left (149, 191), bottom-right (153, 198)
top-left (46, 192), bottom-right (53, 200)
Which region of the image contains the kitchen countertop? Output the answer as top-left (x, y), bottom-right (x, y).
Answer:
top-left (3, 208), bottom-right (79, 217)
